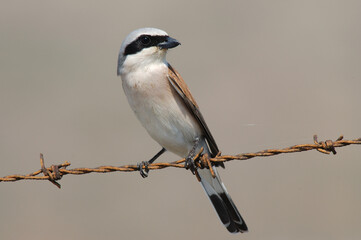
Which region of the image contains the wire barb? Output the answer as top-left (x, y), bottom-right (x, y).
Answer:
top-left (313, 135), bottom-right (338, 154)
top-left (1, 135), bottom-right (360, 188)
top-left (40, 153), bottom-right (63, 188)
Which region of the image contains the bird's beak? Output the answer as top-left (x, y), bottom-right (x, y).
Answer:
top-left (158, 36), bottom-right (181, 50)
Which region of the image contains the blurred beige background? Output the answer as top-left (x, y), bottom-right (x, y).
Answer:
top-left (1, 0), bottom-right (361, 239)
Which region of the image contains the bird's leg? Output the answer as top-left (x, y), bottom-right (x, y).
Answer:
top-left (185, 137), bottom-right (200, 174)
top-left (138, 147), bottom-right (166, 178)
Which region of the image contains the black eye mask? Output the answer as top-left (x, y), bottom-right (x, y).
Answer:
top-left (124, 35), bottom-right (168, 56)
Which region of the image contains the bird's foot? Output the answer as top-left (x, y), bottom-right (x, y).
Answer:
top-left (184, 137), bottom-right (200, 174)
top-left (185, 157), bottom-right (196, 174)
top-left (137, 161), bottom-right (149, 178)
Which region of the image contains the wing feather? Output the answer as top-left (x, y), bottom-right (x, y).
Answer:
top-left (167, 64), bottom-right (220, 159)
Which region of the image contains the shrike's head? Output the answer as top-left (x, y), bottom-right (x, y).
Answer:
top-left (117, 28), bottom-right (180, 76)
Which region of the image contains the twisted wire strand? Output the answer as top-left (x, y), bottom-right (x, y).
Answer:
top-left (1, 135), bottom-right (360, 188)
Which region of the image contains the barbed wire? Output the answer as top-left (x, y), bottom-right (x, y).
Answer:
top-left (1, 135), bottom-right (360, 188)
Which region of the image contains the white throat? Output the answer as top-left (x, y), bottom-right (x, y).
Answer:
top-left (118, 47), bottom-right (167, 76)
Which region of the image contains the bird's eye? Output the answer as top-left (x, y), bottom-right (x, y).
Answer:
top-left (140, 36), bottom-right (151, 45)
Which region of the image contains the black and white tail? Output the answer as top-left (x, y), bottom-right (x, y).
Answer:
top-left (197, 167), bottom-right (248, 233)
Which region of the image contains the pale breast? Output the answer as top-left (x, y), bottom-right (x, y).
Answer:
top-left (121, 63), bottom-right (201, 157)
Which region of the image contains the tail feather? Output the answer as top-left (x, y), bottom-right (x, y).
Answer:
top-left (197, 167), bottom-right (248, 233)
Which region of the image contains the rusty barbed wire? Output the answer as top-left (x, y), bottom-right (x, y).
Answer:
top-left (1, 135), bottom-right (360, 188)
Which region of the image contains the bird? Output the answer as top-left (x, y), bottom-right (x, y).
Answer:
top-left (117, 27), bottom-right (248, 233)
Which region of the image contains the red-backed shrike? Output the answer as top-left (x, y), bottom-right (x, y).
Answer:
top-left (117, 28), bottom-right (247, 233)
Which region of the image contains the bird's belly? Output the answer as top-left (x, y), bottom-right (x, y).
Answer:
top-left (124, 81), bottom-right (200, 157)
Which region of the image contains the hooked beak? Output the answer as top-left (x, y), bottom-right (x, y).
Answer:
top-left (158, 36), bottom-right (181, 50)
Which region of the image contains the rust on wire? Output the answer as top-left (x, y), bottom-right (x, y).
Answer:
top-left (313, 135), bottom-right (339, 155)
top-left (1, 135), bottom-right (360, 188)
top-left (40, 153), bottom-right (62, 188)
